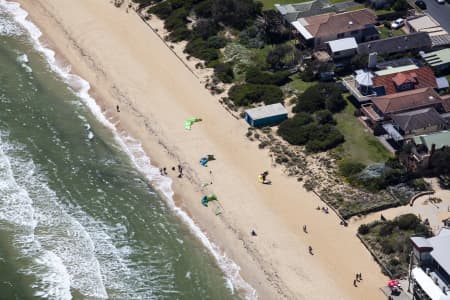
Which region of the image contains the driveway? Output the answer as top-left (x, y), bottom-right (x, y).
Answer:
top-left (424, 0), bottom-right (450, 33)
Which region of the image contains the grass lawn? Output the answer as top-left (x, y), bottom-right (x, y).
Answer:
top-left (259, 0), bottom-right (310, 10)
top-left (377, 26), bottom-right (405, 39)
top-left (332, 94), bottom-right (392, 165)
top-left (285, 74), bottom-right (316, 94)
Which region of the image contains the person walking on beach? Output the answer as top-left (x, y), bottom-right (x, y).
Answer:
top-left (308, 245), bottom-right (313, 255)
top-left (303, 225), bottom-right (308, 233)
top-left (116, 104), bottom-right (120, 112)
top-left (353, 279), bottom-right (357, 287)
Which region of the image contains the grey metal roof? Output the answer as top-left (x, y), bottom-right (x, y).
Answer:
top-left (358, 32), bottom-right (432, 55)
top-left (428, 228), bottom-right (450, 276)
top-left (245, 103), bottom-right (288, 120)
top-left (391, 108), bottom-right (446, 132)
top-left (437, 77), bottom-right (450, 89)
top-left (275, 0), bottom-right (336, 23)
top-left (382, 123), bottom-right (403, 141)
top-left (411, 236), bottom-right (432, 249)
top-left (422, 48), bottom-right (450, 67)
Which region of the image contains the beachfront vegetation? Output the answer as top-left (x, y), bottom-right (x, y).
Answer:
top-left (245, 67), bottom-right (290, 86)
top-left (229, 84), bottom-right (283, 106)
top-left (358, 214), bottom-right (431, 278)
top-left (293, 83), bottom-right (346, 113)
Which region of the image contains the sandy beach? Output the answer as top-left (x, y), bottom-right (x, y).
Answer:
top-left (15, 0), bottom-right (388, 298)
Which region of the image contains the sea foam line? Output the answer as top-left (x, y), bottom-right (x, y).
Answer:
top-left (2, 1), bottom-right (257, 298)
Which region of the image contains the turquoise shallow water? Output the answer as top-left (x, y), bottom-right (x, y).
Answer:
top-left (0, 3), bottom-right (241, 299)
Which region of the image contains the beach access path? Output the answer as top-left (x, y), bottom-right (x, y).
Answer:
top-left (16, 0), bottom-right (388, 298)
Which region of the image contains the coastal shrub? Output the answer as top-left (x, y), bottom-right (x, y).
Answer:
top-left (239, 25), bottom-right (265, 49)
top-left (305, 125), bottom-right (344, 152)
top-left (339, 161), bottom-right (365, 177)
top-left (192, 19), bottom-right (220, 40)
top-left (193, 0), bottom-right (213, 18)
top-left (211, 0), bottom-right (263, 30)
top-left (207, 36), bottom-right (228, 49)
top-left (228, 84), bottom-right (283, 106)
top-left (163, 8), bottom-right (188, 31)
top-left (214, 62), bottom-right (234, 83)
top-left (245, 67), bottom-right (290, 86)
top-left (358, 224), bottom-right (370, 235)
top-left (266, 44), bottom-right (300, 70)
top-left (149, 1), bottom-right (172, 19)
top-left (185, 38), bottom-right (219, 63)
top-left (293, 83), bottom-right (346, 114)
top-left (315, 110), bottom-right (335, 125)
top-left (379, 222), bottom-right (395, 236)
top-left (397, 214), bottom-right (420, 231)
top-left (168, 26), bottom-right (192, 42)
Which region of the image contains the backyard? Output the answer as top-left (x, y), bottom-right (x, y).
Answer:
top-left (332, 94), bottom-right (392, 165)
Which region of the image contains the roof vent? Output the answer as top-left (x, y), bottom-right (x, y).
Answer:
top-left (429, 96), bottom-right (434, 100)
top-left (348, 21), bottom-right (353, 25)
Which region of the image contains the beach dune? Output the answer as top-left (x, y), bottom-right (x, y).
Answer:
top-left (16, 0), bottom-right (388, 298)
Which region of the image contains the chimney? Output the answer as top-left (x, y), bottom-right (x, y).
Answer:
top-left (368, 52), bottom-right (377, 69)
top-left (430, 143), bottom-right (436, 155)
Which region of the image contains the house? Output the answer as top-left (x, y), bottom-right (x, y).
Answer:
top-left (409, 228), bottom-right (450, 300)
top-left (244, 103), bottom-right (288, 127)
top-left (391, 108), bottom-right (447, 137)
top-left (371, 66), bottom-right (437, 95)
top-left (361, 87), bottom-right (446, 125)
top-left (326, 37), bottom-right (358, 59)
top-left (274, 0), bottom-right (337, 23)
top-left (422, 48), bottom-right (450, 76)
top-left (291, 9), bottom-right (378, 49)
top-left (413, 131), bottom-right (450, 152)
top-left (357, 32), bottom-right (432, 56)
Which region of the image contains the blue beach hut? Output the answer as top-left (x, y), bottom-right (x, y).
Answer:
top-left (244, 103), bottom-right (288, 127)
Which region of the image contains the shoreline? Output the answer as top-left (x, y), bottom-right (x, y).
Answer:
top-left (12, 0), bottom-right (388, 299)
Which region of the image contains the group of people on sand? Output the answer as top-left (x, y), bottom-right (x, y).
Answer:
top-left (316, 206), bottom-right (329, 214)
top-left (353, 273), bottom-right (363, 287)
top-left (160, 165), bottom-right (183, 178)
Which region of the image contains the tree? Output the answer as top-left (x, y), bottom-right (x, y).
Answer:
top-left (294, 83), bottom-right (346, 113)
top-left (211, 0), bottom-right (262, 30)
top-left (393, 0), bottom-right (409, 11)
top-left (259, 10), bottom-right (290, 44)
top-left (266, 44), bottom-right (300, 70)
top-left (429, 147), bottom-right (450, 175)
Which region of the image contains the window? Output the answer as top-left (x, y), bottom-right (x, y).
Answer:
top-left (351, 30), bottom-right (359, 35)
top-left (337, 33), bottom-right (344, 38)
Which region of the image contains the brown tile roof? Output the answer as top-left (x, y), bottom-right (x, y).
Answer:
top-left (372, 87), bottom-right (442, 114)
top-left (302, 9), bottom-right (377, 38)
top-left (442, 95), bottom-right (450, 112)
top-left (372, 66), bottom-right (437, 95)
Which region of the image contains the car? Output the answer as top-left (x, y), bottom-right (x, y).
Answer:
top-left (415, 0), bottom-right (427, 9)
top-left (391, 18), bottom-right (405, 29)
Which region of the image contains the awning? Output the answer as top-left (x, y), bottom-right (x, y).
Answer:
top-left (412, 267), bottom-right (450, 300)
top-left (291, 20), bottom-right (313, 39)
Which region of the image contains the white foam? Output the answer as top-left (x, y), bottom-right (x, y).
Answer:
top-left (2, 1), bottom-right (257, 298)
top-left (17, 53), bottom-right (32, 72)
top-left (0, 3), bottom-right (23, 36)
top-left (0, 135), bottom-right (72, 300)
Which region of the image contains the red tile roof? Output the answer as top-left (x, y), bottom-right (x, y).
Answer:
top-left (302, 9), bottom-right (377, 38)
top-left (372, 66), bottom-right (437, 95)
top-left (372, 87), bottom-right (443, 114)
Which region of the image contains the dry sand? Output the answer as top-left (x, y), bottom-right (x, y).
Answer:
top-left (15, 0), bottom-right (388, 298)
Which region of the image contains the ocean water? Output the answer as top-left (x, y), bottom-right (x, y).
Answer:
top-left (0, 2), bottom-right (255, 299)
